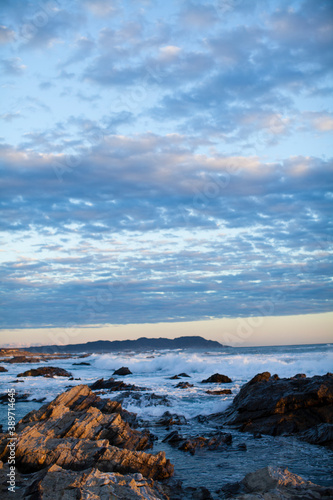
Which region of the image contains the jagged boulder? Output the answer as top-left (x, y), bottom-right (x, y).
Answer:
top-left (218, 466), bottom-right (333, 499)
top-left (113, 367), bottom-right (132, 376)
top-left (215, 372), bottom-right (333, 441)
top-left (17, 367), bottom-right (72, 378)
top-left (0, 385), bottom-right (173, 481)
top-left (201, 373), bottom-right (232, 383)
top-left (162, 430), bottom-right (232, 455)
top-left (90, 377), bottom-right (146, 391)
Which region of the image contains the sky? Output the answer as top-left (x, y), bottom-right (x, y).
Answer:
top-left (0, 0), bottom-right (332, 347)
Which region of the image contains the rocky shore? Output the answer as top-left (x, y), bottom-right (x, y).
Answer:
top-left (0, 369), bottom-right (332, 498)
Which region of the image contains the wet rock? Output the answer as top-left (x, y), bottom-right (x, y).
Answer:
top-left (0, 393), bottom-right (30, 403)
top-left (169, 373), bottom-right (190, 380)
top-left (0, 366), bottom-right (8, 372)
top-left (175, 382), bottom-right (193, 389)
top-left (201, 373), bottom-right (232, 383)
top-left (218, 466), bottom-right (333, 499)
top-left (17, 366), bottom-right (72, 378)
top-left (72, 362), bottom-right (91, 366)
top-left (114, 392), bottom-right (171, 407)
top-left (90, 377), bottom-right (145, 392)
top-left (113, 366), bottom-right (132, 376)
top-left (0, 385), bottom-right (173, 481)
top-left (5, 356), bottom-right (41, 364)
top-left (157, 411), bottom-right (187, 427)
top-left (206, 389), bottom-right (232, 395)
top-left (299, 423), bottom-right (333, 448)
top-left (215, 372), bottom-right (333, 442)
top-left (162, 430), bottom-right (232, 455)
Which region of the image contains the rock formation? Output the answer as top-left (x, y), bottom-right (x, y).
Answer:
top-left (215, 372), bottom-right (333, 444)
top-left (201, 373), bottom-right (232, 383)
top-left (218, 466), bottom-right (333, 499)
top-left (0, 385), bottom-right (173, 481)
top-left (17, 366), bottom-right (72, 378)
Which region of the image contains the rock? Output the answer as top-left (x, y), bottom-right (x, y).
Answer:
top-left (0, 393), bottom-right (30, 403)
top-left (201, 373), bottom-right (232, 383)
top-left (175, 382), bottom-right (193, 389)
top-left (90, 377), bottom-right (146, 392)
top-left (157, 411), bottom-right (187, 427)
top-left (206, 389), bottom-right (232, 395)
top-left (178, 373), bottom-right (191, 378)
top-left (0, 385), bottom-right (173, 481)
top-left (17, 366), bottom-right (72, 378)
top-left (113, 367), bottom-right (132, 376)
top-left (169, 375), bottom-right (180, 379)
top-left (114, 392), bottom-right (171, 408)
top-left (162, 430), bottom-right (232, 455)
top-left (0, 366), bottom-right (8, 372)
top-left (73, 362), bottom-right (91, 365)
top-left (299, 423), bottom-right (333, 448)
top-left (217, 372), bottom-right (333, 441)
top-left (5, 356), bottom-right (41, 364)
top-left (221, 466), bottom-right (333, 499)
top-left (0, 462), bottom-right (169, 499)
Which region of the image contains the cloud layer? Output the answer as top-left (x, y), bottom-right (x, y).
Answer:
top-left (0, 0), bottom-right (332, 328)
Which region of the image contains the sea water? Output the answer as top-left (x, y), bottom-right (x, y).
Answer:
top-left (0, 343), bottom-right (332, 494)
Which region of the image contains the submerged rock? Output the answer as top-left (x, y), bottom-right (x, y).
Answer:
top-left (215, 372), bottom-right (333, 442)
top-left (0, 385), bottom-right (173, 481)
top-left (113, 366), bottom-right (132, 376)
top-left (90, 377), bottom-right (146, 391)
top-left (113, 391), bottom-right (171, 407)
top-left (17, 366), bottom-right (72, 378)
top-left (217, 465), bottom-right (333, 499)
top-left (157, 411), bottom-right (187, 427)
top-left (175, 382), bottom-right (193, 389)
top-left (201, 373), bottom-right (232, 383)
top-left (72, 362), bottom-right (91, 366)
top-left (0, 366), bottom-right (8, 372)
top-left (162, 430), bottom-right (232, 455)
top-left (206, 389), bottom-right (232, 395)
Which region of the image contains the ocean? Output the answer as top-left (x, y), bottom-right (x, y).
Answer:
top-left (0, 342), bottom-right (332, 494)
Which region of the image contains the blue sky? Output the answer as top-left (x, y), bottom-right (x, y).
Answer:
top-left (0, 0), bottom-right (332, 345)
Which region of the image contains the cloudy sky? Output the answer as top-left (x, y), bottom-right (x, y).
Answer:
top-left (0, 0), bottom-right (332, 346)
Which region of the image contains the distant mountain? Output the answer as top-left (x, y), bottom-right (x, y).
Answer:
top-left (25, 336), bottom-right (226, 353)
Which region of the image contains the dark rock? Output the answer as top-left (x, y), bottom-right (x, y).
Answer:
top-left (0, 385), bottom-right (173, 481)
top-left (0, 366), bottom-right (8, 372)
top-left (113, 367), bottom-right (132, 376)
top-left (157, 411), bottom-right (187, 427)
top-left (11, 379), bottom-right (24, 383)
top-left (162, 430), bottom-right (232, 454)
top-left (0, 392), bottom-right (30, 403)
top-left (17, 367), bottom-right (72, 378)
top-left (89, 377), bottom-right (145, 392)
top-left (299, 423), bottom-right (333, 448)
top-left (175, 382), bottom-right (193, 389)
top-left (169, 375), bottom-right (180, 379)
top-left (73, 362), bottom-right (91, 366)
top-left (216, 372), bottom-right (333, 442)
top-left (6, 356), bottom-right (41, 364)
top-left (178, 373), bottom-right (191, 378)
top-left (201, 373), bottom-right (232, 383)
top-left (206, 389), bottom-right (232, 395)
top-left (237, 442), bottom-right (247, 451)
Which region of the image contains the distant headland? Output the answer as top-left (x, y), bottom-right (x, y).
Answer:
top-left (23, 336), bottom-right (226, 354)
